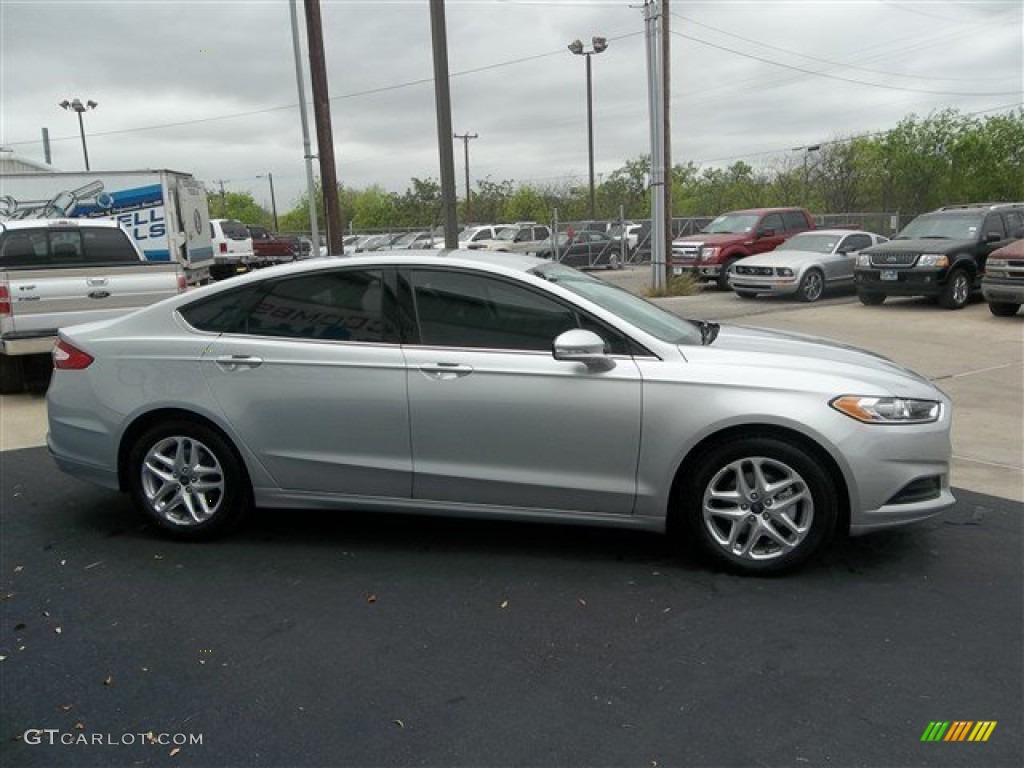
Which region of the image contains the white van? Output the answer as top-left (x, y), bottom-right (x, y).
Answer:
top-left (209, 218), bottom-right (255, 279)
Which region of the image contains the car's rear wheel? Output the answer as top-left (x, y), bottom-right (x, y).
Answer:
top-left (127, 420), bottom-right (251, 539)
top-left (939, 268), bottom-right (971, 309)
top-left (858, 291), bottom-right (886, 306)
top-left (987, 301), bottom-right (1020, 317)
top-left (678, 436), bottom-right (838, 575)
top-left (797, 269), bottom-right (825, 303)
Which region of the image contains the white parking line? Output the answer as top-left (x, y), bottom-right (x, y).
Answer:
top-left (933, 361), bottom-right (1024, 381)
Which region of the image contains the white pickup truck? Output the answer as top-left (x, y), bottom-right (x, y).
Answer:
top-left (0, 219), bottom-right (185, 393)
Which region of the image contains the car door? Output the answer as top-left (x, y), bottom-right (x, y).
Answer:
top-left (830, 233), bottom-right (873, 283)
top-left (400, 266), bottom-right (642, 515)
top-left (196, 268), bottom-right (412, 498)
top-left (753, 213), bottom-right (787, 254)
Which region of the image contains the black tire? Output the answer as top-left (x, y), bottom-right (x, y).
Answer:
top-left (716, 259), bottom-right (738, 290)
top-left (735, 291), bottom-right (758, 299)
top-left (987, 301), bottom-right (1020, 317)
top-left (858, 291), bottom-right (886, 306)
top-left (938, 268), bottom-right (971, 310)
top-left (0, 354), bottom-right (26, 395)
top-left (127, 419), bottom-right (251, 540)
top-left (676, 436), bottom-right (839, 575)
top-left (797, 269), bottom-right (825, 303)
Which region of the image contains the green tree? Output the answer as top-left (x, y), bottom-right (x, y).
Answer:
top-left (208, 190), bottom-right (268, 225)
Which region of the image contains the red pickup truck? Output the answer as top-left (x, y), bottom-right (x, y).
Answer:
top-left (671, 207), bottom-right (815, 289)
top-left (247, 225), bottom-right (297, 266)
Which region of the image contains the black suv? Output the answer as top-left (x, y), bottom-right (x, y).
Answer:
top-left (854, 203), bottom-right (1024, 309)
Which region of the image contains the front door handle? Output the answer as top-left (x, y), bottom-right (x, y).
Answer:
top-left (419, 362), bottom-right (473, 380)
top-left (216, 354), bottom-right (263, 371)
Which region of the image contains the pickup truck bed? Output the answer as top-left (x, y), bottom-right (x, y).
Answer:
top-left (1, 219), bottom-right (185, 393)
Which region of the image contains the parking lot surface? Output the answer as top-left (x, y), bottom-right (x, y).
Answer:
top-left (1, 266), bottom-right (1021, 767)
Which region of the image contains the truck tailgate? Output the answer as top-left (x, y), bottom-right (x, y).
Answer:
top-left (2, 263), bottom-right (182, 343)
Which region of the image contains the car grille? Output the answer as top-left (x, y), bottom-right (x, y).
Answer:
top-left (673, 244), bottom-right (701, 258)
top-left (735, 265), bottom-right (773, 276)
top-left (869, 252), bottom-right (918, 267)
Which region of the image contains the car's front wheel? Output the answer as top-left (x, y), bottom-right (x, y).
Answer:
top-left (735, 290), bottom-right (758, 299)
top-left (677, 436), bottom-right (839, 574)
top-left (939, 268), bottom-right (971, 309)
top-left (858, 291), bottom-right (886, 306)
top-left (127, 420), bottom-right (251, 539)
top-left (797, 269), bottom-right (825, 302)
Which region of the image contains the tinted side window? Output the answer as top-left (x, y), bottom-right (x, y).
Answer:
top-left (761, 214), bottom-right (785, 232)
top-left (1003, 211), bottom-right (1023, 236)
top-left (411, 269), bottom-right (577, 351)
top-left (983, 214), bottom-right (1005, 238)
top-left (240, 269), bottom-right (394, 342)
top-left (783, 211), bottom-right (809, 231)
top-left (840, 234), bottom-right (872, 252)
top-left (82, 227), bottom-right (140, 263)
top-left (180, 284), bottom-right (265, 333)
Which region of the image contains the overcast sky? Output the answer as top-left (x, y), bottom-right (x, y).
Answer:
top-left (1, 0), bottom-right (1021, 213)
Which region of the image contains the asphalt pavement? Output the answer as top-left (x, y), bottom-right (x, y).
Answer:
top-left (1, 445), bottom-right (1021, 768)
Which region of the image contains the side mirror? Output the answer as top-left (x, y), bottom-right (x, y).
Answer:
top-left (986, 232), bottom-right (1002, 243)
top-left (757, 228), bottom-right (776, 238)
top-left (553, 329), bottom-right (614, 371)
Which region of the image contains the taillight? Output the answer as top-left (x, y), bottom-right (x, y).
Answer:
top-left (219, 242), bottom-right (228, 254)
top-left (177, 274), bottom-right (187, 293)
top-left (0, 283), bottom-right (9, 317)
top-left (52, 339), bottom-right (94, 370)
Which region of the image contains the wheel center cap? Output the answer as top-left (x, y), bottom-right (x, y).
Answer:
top-left (751, 501), bottom-right (764, 515)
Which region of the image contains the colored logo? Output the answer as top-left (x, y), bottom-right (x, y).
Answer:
top-left (921, 721), bottom-right (996, 742)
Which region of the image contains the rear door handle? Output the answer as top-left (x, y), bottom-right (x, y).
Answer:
top-left (216, 354), bottom-right (263, 371)
top-left (419, 362), bottom-right (473, 380)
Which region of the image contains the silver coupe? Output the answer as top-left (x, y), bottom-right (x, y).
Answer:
top-left (729, 229), bottom-right (889, 302)
top-left (46, 251), bottom-right (953, 574)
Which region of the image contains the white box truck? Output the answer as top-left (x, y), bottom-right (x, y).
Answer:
top-left (0, 169), bottom-right (215, 284)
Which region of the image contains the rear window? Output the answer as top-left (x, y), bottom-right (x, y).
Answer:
top-left (218, 220), bottom-right (250, 240)
top-left (0, 226), bottom-right (139, 267)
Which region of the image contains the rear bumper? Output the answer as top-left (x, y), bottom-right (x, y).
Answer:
top-left (2, 335), bottom-right (57, 355)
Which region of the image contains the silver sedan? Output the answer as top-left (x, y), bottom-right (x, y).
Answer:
top-left (46, 251), bottom-right (953, 574)
top-left (729, 230), bottom-right (889, 302)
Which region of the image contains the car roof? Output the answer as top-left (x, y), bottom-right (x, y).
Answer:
top-left (0, 218), bottom-right (126, 232)
top-left (789, 229), bottom-right (875, 237)
top-left (717, 207), bottom-right (806, 215)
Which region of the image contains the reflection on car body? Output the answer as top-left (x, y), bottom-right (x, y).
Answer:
top-left (46, 250), bottom-right (954, 574)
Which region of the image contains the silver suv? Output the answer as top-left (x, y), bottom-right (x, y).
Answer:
top-left (474, 223), bottom-right (551, 254)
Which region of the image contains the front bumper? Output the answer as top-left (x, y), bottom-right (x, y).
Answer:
top-left (672, 260), bottom-right (722, 279)
top-left (855, 267), bottom-right (948, 296)
top-left (981, 276), bottom-right (1024, 305)
top-left (728, 275), bottom-right (799, 295)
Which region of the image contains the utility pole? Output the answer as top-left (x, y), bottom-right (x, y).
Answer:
top-left (289, 0), bottom-right (319, 252)
top-left (643, 0), bottom-right (667, 292)
top-left (454, 132), bottom-right (478, 222)
top-left (430, 0), bottom-right (459, 249)
top-left (212, 179), bottom-right (228, 217)
top-left (662, 0), bottom-right (673, 285)
top-left (304, 0), bottom-right (343, 256)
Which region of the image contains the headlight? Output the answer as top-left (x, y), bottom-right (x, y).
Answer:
top-left (831, 396), bottom-right (941, 424)
top-left (699, 247), bottom-right (720, 261)
top-left (856, 254), bottom-right (870, 267)
top-left (777, 267), bottom-right (794, 277)
top-left (987, 258), bottom-right (1008, 269)
top-left (917, 254), bottom-right (948, 267)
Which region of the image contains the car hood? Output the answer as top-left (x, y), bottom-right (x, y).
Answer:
top-left (673, 232), bottom-right (748, 246)
top-left (681, 324), bottom-right (939, 398)
top-left (738, 250), bottom-right (825, 268)
top-left (864, 238), bottom-right (972, 254)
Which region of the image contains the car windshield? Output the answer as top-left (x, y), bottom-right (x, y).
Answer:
top-left (495, 228), bottom-right (519, 241)
top-left (701, 213), bottom-right (760, 234)
top-left (531, 263), bottom-right (704, 346)
top-left (394, 232), bottom-right (423, 245)
top-left (895, 214), bottom-right (982, 240)
top-left (458, 229), bottom-right (478, 242)
top-left (780, 233), bottom-right (842, 254)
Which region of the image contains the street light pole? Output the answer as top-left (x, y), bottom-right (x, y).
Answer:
top-left (59, 98), bottom-right (97, 171)
top-left (258, 173), bottom-right (279, 231)
top-left (568, 37), bottom-right (608, 221)
top-left (453, 132), bottom-right (478, 222)
top-left (793, 144), bottom-right (820, 204)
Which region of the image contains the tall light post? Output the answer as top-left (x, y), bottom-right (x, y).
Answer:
top-left (257, 173), bottom-right (279, 231)
top-left (568, 36), bottom-right (608, 220)
top-left (453, 132), bottom-right (478, 222)
top-left (793, 144), bottom-right (820, 204)
top-left (59, 98), bottom-right (97, 171)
